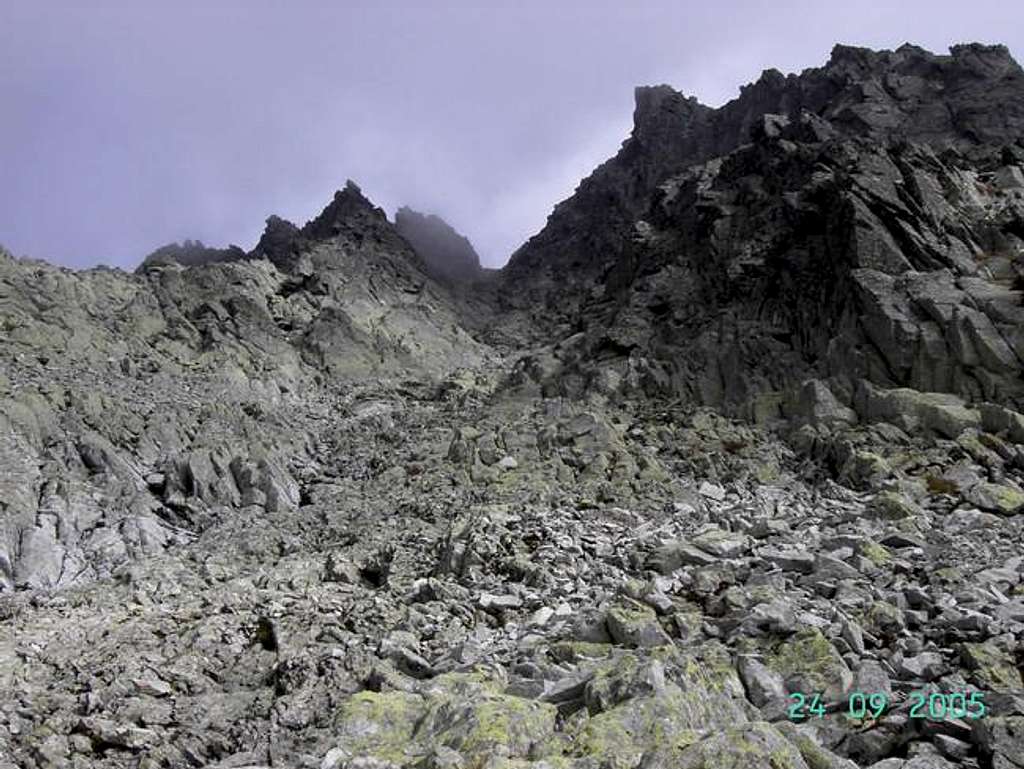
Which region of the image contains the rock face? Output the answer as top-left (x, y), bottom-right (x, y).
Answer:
top-left (394, 206), bottom-right (483, 282)
top-left (499, 43), bottom-right (1024, 418)
top-left (4, 42), bottom-right (1024, 769)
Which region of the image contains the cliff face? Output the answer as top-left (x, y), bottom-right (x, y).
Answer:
top-left (394, 206), bottom-right (482, 282)
top-left (498, 43), bottom-right (1024, 418)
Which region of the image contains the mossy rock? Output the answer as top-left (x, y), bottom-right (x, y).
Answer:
top-left (855, 540), bottom-right (891, 566)
top-left (670, 721), bottom-right (811, 769)
top-left (574, 691), bottom-right (705, 769)
top-left (862, 601), bottom-right (905, 640)
top-left (867, 491), bottom-right (922, 520)
top-left (330, 672), bottom-right (559, 767)
top-left (957, 432), bottom-right (1002, 465)
top-left (753, 459), bottom-right (781, 484)
top-left (966, 481), bottom-right (1024, 515)
top-left (605, 597), bottom-right (672, 648)
top-left (584, 652), bottom-right (647, 713)
top-left (333, 690), bottom-right (427, 764)
top-left (548, 641), bottom-right (615, 664)
top-left (581, 648), bottom-right (750, 751)
top-left (932, 566), bottom-right (964, 586)
top-left (774, 722), bottom-right (858, 769)
top-left (839, 451), bottom-right (891, 489)
top-left (767, 629), bottom-right (851, 701)
top-left (959, 642), bottom-right (1024, 691)
top-left (421, 692), bottom-right (559, 761)
top-left (688, 640), bottom-right (748, 699)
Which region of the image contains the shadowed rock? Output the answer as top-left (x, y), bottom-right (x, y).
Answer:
top-left (394, 206), bottom-right (482, 282)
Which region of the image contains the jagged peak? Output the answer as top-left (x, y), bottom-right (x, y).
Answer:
top-left (630, 85), bottom-right (712, 156)
top-left (301, 179), bottom-right (389, 240)
top-left (632, 85), bottom-right (707, 122)
top-left (250, 214), bottom-right (305, 272)
top-left (827, 43), bottom-right (881, 66)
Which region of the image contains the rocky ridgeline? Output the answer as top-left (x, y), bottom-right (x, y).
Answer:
top-left (2, 43), bottom-right (1024, 769)
top-left (394, 207), bottom-right (484, 283)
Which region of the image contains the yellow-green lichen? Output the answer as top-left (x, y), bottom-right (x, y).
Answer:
top-left (333, 690), bottom-right (426, 763)
top-left (439, 695), bottom-right (559, 761)
top-left (767, 629), bottom-right (848, 697)
top-left (574, 691), bottom-right (705, 769)
top-left (674, 722), bottom-right (809, 769)
top-left (868, 491), bottom-right (921, 520)
top-left (960, 642), bottom-right (1024, 691)
top-left (857, 540), bottom-right (891, 566)
top-left (933, 566), bottom-right (963, 585)
top-left (863, 601), bottom-right (904, 638)
top-left (548, 641), bottom-right (614, 664)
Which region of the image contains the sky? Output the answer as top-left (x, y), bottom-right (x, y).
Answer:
top-left (1, 1), bottom-right (1022, 270)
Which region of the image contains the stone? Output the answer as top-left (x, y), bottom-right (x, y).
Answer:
top-left (864, 601), bottom-right (906, 640)
top-left (897, 653), bottom-right (945, 682)
top-left (788, 379), bottom-right (858, 427)
top-left (767, 628), bottom-right (853, 701)
top-left (965, 482), bottom-right (1024, 515)
top-left (736, 655), bottom-right (787, 706)
top-left (959, 642), bottom-right (1024, 690)
top-left (605, 598), bottom-right (673, 648)
top-left (692, 528), bottom-right (750, 559)
top-left (813, 554), bottom-right (863, 581)
top-left (903, 755), bottom-right (956, 769)
top-left (760, 547), bottom-right (816, 574)
top-left (478, 593), bottom-right (523, 613)
top-left (697, 482), bottom-right (726, 501)
top-left (132, 676), bottom-right (173, 698)
top-left (841, 620), bottom-right (866, 656)
top-left (973, 716), bottom-right (1024, 769)
top-left (853, 660), bottom-right (892, 696)
top-left (669, 722), bottom-right (811, 769)
top-left (868, 491), bottom-right (924, 520)
top-left (648, 541), bottom-right (719, 572)
top-left (496, 455), bottom-right (518, 470)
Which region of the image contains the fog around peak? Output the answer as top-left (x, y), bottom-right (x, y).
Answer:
top-left (0, 0), bottom-right (1021, 269)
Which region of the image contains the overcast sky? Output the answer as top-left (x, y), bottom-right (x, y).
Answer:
top-left (1, 1), bottom-right (1022, 269)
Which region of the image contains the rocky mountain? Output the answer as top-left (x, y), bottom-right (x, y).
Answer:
top-left (500, 43), bottom-right (1024, 416)
top-left (394, 207), bottom-right (483, 283)
top-left (3, 43), bottom-right (1024, 769)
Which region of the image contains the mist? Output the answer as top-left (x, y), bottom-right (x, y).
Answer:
top-left (1, 0), bottom-right (1022, 269)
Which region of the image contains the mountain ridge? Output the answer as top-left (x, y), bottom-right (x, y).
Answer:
top-left (4, 41), bottom-right (1024, 769)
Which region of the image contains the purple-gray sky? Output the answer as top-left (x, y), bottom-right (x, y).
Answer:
top-left (1, 1), bottom-right (1022, 269)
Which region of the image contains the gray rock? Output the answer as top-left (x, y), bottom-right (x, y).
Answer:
top-left (853, 660), bottom-right (893, 695)
top-left (760, 547), bottom-right (816, 574)
top-left (698, 482), bottom-right (727, 501)
top-left (605, 598), bottom-right (673, 648)
top-left (478, 592), bottom-right (523, 612)
top-left (648, 541), bottom-right (719, 572)
top-left (692, 528), bottom-right (751, 558)
top-left (737, 655), bottom-right (787, 706)
top-left (897, 652), bottom-right (946, 682)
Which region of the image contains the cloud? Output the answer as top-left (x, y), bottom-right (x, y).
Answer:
top-left (0, 0), bottom-right (1021, 269)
